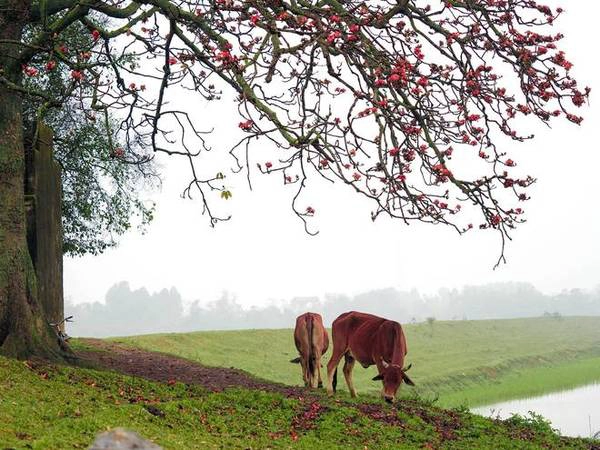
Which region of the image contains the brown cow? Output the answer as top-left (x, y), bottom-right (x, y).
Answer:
top-left (290, 312), bottom-right (329, 388)
top-left (326, 311), bottom-right (414, 403)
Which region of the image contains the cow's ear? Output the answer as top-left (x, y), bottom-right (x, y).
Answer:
top-left (372, 374), bottom-right (384, 381)
top-left (402, 373), bottom-right (415, 386)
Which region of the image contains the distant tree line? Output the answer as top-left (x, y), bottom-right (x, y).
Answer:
top-left (65, 282), bottom-right (600, 337)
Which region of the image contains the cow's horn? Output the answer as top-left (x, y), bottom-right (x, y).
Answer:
top-left (403, 363), bottom-right (412, 372)
top-left (381, 358), bottom-right (390, 369)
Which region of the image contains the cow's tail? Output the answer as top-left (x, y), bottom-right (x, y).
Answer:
top-left (307, 314), bottom-right (316, 386)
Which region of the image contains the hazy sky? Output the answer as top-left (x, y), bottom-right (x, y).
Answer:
top-left (64, 2), bottom-right (600, 307)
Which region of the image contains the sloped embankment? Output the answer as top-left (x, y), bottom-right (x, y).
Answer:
top-left (1, 339), bottom-right (597, 449)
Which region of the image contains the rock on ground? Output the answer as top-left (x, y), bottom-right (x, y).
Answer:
top-left (88, 428), bottom-right (162, 450)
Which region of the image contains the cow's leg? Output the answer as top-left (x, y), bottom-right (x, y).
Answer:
top-left (310, 355), bottom-right (319, 388)
top-left (343, 354), bottom-right (357, 398)
top-left (326, 347), bottom-right (345, 396)
top-left (315, 350), bottom-right (323, 388)
top-left (300, 356), bottom-right (310, 387)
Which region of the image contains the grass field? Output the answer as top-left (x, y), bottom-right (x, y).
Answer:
top-left (115, 317), bottom-right (600, 407)
top-left (1, 353), bottom-right (597, 449)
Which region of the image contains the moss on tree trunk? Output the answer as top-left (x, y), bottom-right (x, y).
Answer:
top-left (0, 0), bottom-right (65, 359)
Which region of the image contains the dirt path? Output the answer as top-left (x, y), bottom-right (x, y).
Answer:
top-left (76, 339), bottom-right (461, 431)
top-left (77, 339), bottom-right (307, 397)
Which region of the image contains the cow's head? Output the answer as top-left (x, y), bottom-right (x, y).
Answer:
top-left (372, 359), bottom-right (415, 403)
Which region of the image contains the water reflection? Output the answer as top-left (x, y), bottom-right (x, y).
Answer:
top-left (472, 383), bottom-right (600, 438)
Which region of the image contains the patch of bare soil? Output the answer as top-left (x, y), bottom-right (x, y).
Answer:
top-left (76, 338), bottom-right (306, 397)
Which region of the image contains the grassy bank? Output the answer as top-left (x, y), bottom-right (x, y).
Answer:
top-left (114, 317), bottom-right (600, 407)
top-left (0, 354), bottom-right (597, 449)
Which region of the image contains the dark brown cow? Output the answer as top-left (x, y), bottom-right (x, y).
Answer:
top-left (290, 312), bottom-right (329, 388)
top-left (326, 311), bottom-right (414, 403)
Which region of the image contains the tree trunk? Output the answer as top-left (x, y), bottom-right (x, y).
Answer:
top-left (0, 0), bottom-right (64, 358)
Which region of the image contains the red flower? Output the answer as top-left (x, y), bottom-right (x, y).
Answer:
top-left (306, 206), bottom-right (315, 215)
top-left (216, 50), bottom-right (232, 61)
top-left (265, 161), bottom-right (273, 169)
top-left (414, 45), bottom-right (424, 60)
top-left (572, 91), bottom-right (586, 107)
top-left (168, 56), bottom-right (177, 65)
top-left (389, 147), bottom-right (400, 157)
top-left (403, 148), bottom-right (416, 161)
top-left (70, 70), bottom-right (83, 81)
top-left (239, 120), bottom-right (253, 131)
top-left (349, 24), bottom-right (360, 33)
top-left (432, 163), bottom-right (452, 179)
top-left (326, 31), bottom-right (341, 45)
top-left (92, 29), bottom-right (100, 41)
top-left (416, 76), bottom-right (429, 87)
top-left (505, 159), bottom-right (515, 167)
top-left (23, 66), bottom-right (39, 77)
top-left (352, 172), bottom-right (361, 181)
top-left (45, 60), bottom-right (56, 71)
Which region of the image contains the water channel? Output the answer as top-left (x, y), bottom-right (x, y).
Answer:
top-left (472, 383), bottom-right (600, 438)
